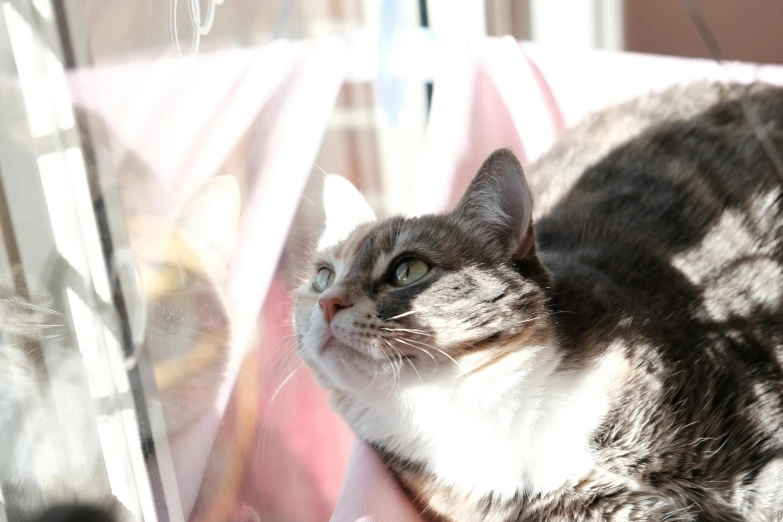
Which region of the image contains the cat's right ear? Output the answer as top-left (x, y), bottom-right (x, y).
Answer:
top-left (318, 175), bottom-right (376, 250)
top-left (453, 149), bottom-right (535, 260)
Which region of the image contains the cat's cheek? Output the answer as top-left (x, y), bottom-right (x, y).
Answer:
top-left (420, 313), bottom-right (485, 348)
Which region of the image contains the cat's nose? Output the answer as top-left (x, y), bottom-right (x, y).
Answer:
top-left (319, 294), bottom-right (352, 325)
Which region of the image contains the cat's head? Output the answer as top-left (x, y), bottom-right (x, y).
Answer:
top-left (128, 174), bottom-right (240, 361)
top-left (294, 149), bottom-right (554, 401)
top-left (127, 174), bottom-right (241, 436)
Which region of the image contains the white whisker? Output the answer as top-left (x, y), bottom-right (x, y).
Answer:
top-left (387, 339), bottom-right (424, 384)
top-left (391, 337), bottom-right (437, 363)
top-left (21, 303), bottom-right (61, 315)
top-left (360, 362), bottom-right (380, 393)
top-left (385, 309), bottom-right (424, 321)
top-left (379, 342), bottom-right (398, 402)
top-left (259, 363), bottom-right (302, 462)
top-left (407, 358), bottom-right (423, 384)
top-left (385, 343), bottom-right (402, 394)
top-left (381, 327), bottom-right (432, 336)
top-left (385, 303), bottom-right (451, 321)
top-left (399, 337), bottom-right (467, 376)
top-left (269, 366), bottom-right (300, 406)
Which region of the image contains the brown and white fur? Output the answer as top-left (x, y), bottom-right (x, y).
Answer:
top-left (294, 82), bottom-right (783, 521)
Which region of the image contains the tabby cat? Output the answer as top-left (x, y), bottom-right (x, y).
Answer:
top-left (294, 82), bottom-right (783, 521)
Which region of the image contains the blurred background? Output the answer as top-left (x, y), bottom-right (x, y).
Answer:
top-left (1, 1), bottom-right (782, 521)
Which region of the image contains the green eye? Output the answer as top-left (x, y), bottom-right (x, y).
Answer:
top-left (392, 258), bottom-right (429, 287)
top-left (313, 268), bottom-right (335, 292)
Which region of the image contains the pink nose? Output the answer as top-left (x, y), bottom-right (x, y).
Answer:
top-left (319, 294), bottom-right (352, 325)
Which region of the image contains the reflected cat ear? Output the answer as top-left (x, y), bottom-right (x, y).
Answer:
top-left (453, 149), bottom-right (535, 260)
top-left (318, 175), bottom-right (376, 251)
top-left (176, 175), bottom-right (241, 264)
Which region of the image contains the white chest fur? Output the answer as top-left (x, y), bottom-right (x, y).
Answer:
top-left (348, 348), bottom-right (626, 500)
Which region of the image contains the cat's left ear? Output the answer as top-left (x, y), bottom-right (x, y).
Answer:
top-left (453, 149), bottom-right (534, 260)
top-left (318, 175), bottom-right (376, 250)
top-left (175, 175), bottom-right (241, 264)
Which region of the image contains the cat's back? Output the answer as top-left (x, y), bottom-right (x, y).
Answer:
top-left (533, 83), bottom-right (783, 322)
top-left (525, 82), bottom-right (783, 521)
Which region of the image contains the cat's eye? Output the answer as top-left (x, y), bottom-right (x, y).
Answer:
top-left (313, 268), bottom-right (335, 292)
top-left (392, 258), bottom-right (429, 287)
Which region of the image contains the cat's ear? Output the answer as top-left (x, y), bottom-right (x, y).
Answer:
top-left (175, 175), bottom-right (241, 264)
top-left (453, 149), bottom-right (534, 260)
top-left (318, 175), bottom-right (376, 250)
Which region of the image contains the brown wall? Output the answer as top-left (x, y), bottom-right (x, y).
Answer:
top-left (624, 0), bottom-right (783, 65)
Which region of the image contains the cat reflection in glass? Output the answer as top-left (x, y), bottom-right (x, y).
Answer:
top-left (0, 168), bottom-right (240, 521)
top-left (296, 82), bottom-right (783, 521)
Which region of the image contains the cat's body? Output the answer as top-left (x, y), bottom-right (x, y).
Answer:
top-left (295, 82), bottom-right (783, 521)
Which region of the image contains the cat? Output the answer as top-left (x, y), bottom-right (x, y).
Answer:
top-left (0, 169), bottom-right (240, 520)
top-left (128, 174), bottom-right (240, 439)
top-left (294, 81), bottom-right (783, 521)
top-left (82, 105), bottom-right (242, 440)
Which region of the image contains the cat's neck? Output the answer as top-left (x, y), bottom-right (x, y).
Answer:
top-left (343, 343), bottom-right (627, 501)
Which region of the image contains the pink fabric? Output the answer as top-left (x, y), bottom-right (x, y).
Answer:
top-left (331, 441), bottom-right (424, 522)
top-left (226, 277), bottom-right (354, 522)
top-left (338, 38), bottom-right (783, 521)
top-left (67, 39), bottom-right (348, 519)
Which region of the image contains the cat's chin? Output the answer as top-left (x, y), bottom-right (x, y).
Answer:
top-left (320, 336), bottom-right (374, 362)
top-left (308, 338), bottom-right (374, 387)
top-left (308, 338), bottom-right (418, 397)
